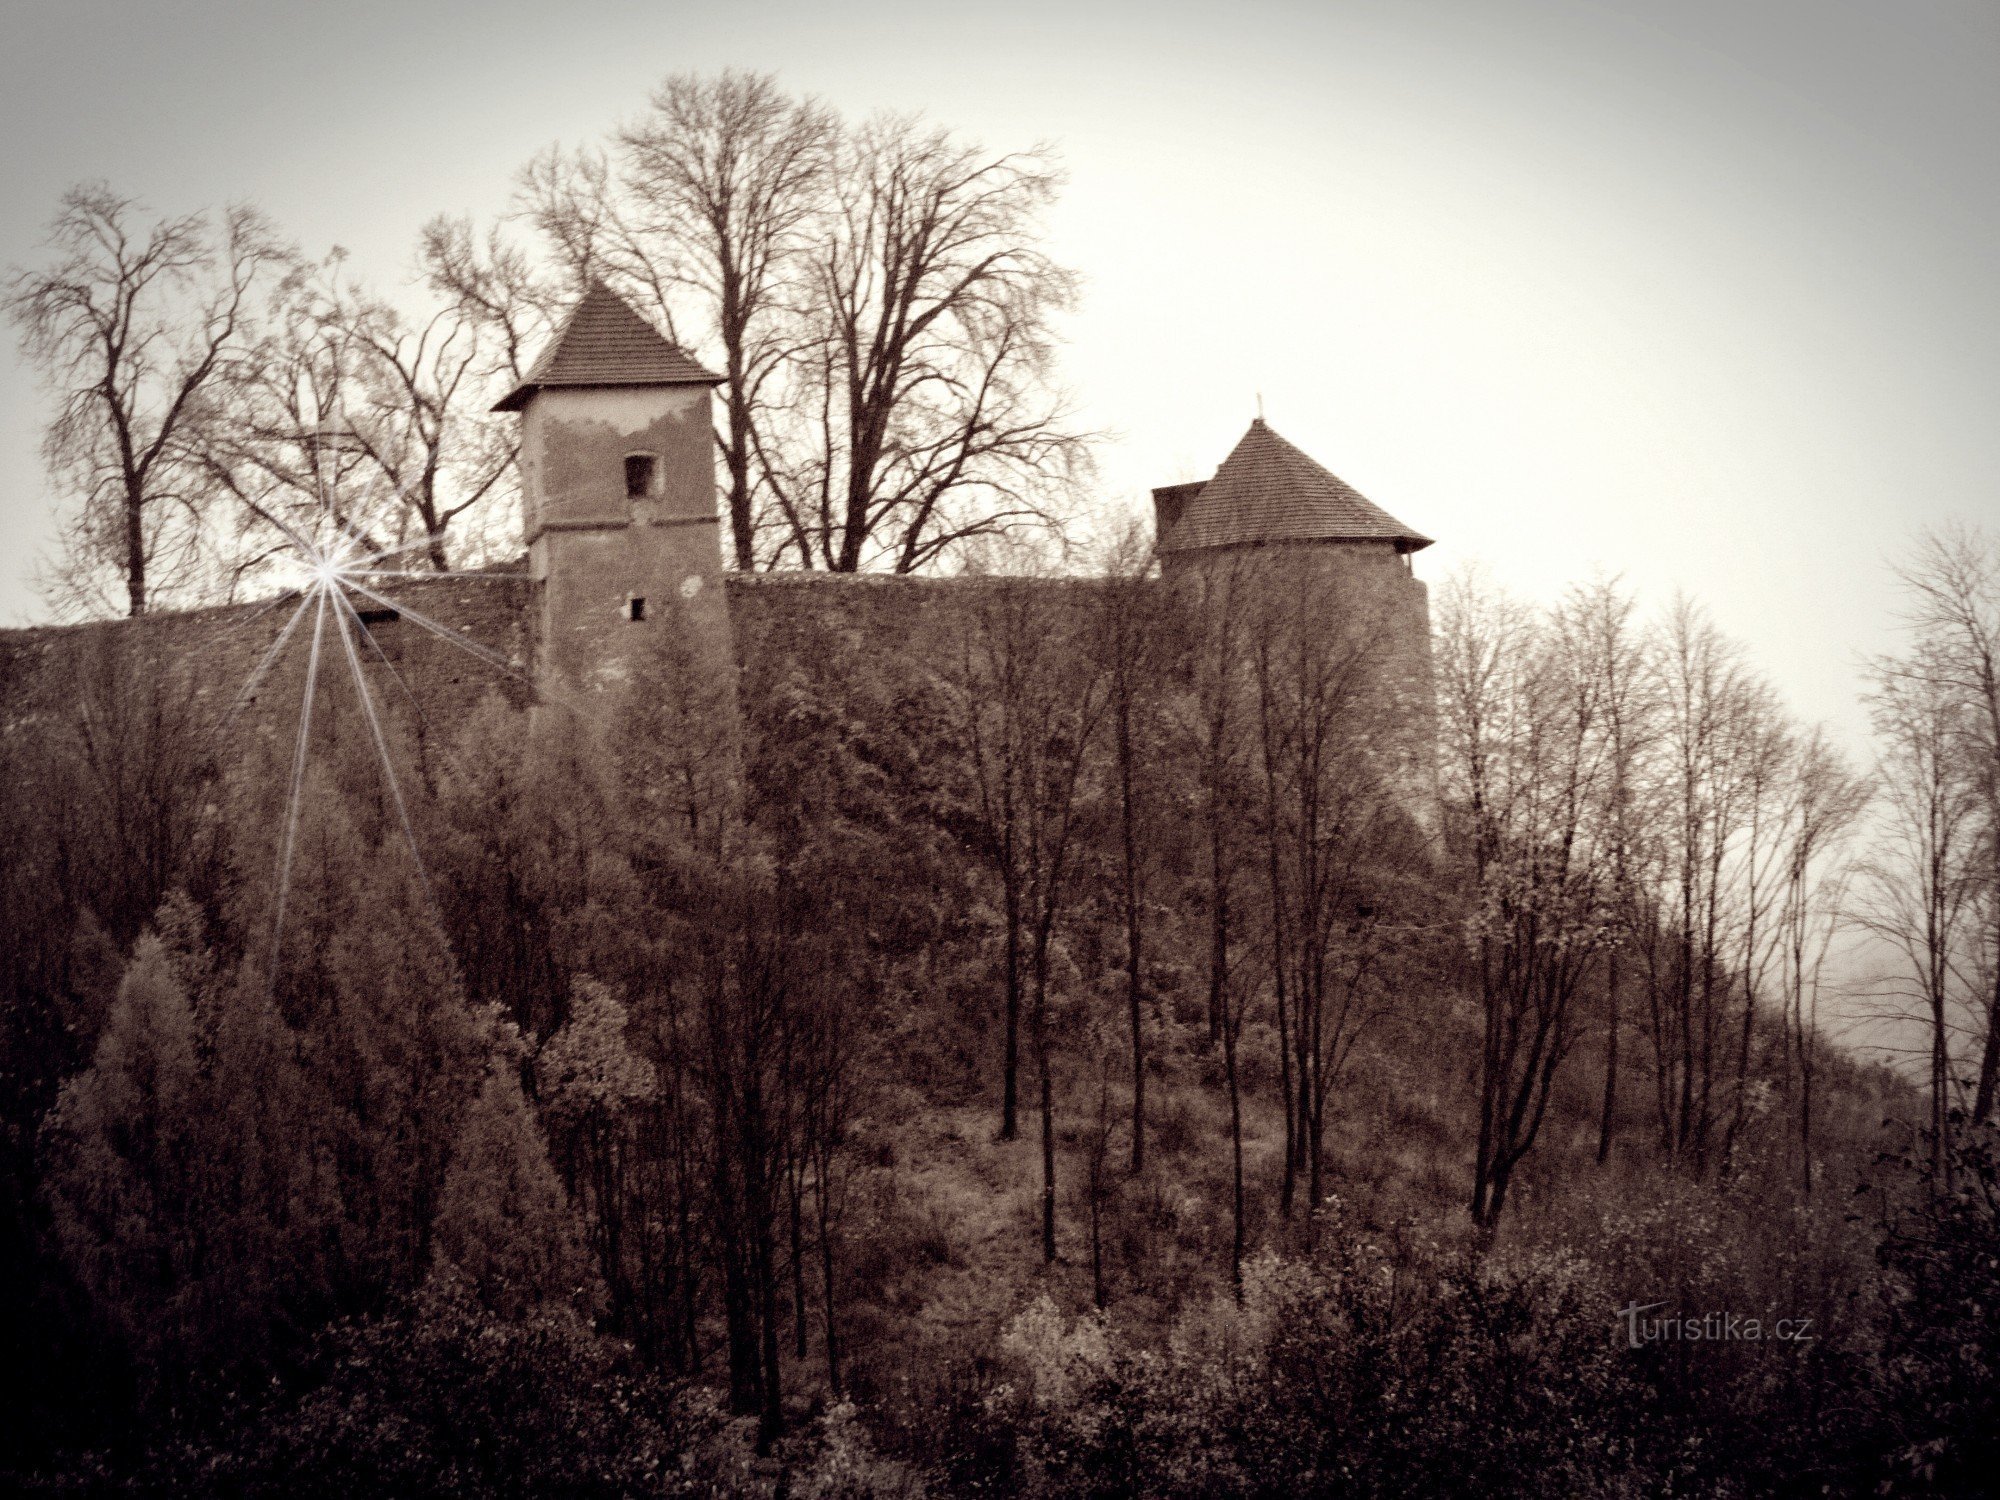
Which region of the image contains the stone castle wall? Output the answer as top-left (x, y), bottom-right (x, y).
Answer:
top-left (1, 562), bottom-right (1439, 834)
top-left (0, 571), bottom-right (1055, 747)
top-left (723, 571), bottom-right (1104, 664)
top-left (0, 569), bottom-right (539, 755)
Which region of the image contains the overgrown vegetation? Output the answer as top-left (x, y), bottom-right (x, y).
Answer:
top-left (4, 61), bottom-right (2000, 1500)
top-left (0, 527), bottom-right (1996, 1496)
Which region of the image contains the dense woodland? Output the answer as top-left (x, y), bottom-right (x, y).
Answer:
top-left (0, 529), bottom-right (1995, 1496)
top-left (5, 67), bottom-right (2000, 1500)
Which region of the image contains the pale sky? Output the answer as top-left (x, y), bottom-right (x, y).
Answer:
top-left (3, 0), bottom-right (1995, 759)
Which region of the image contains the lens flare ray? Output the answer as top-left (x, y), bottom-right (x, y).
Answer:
top-left (265, 587), bottom-right (330, 989)
top-left (234, 469), bottom-right (568, 989)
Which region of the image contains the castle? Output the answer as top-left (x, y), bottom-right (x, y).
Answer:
top-left (0, 284), bottom-right (1440, 816)
top-left (488, 281), bottom-right (1437, 753)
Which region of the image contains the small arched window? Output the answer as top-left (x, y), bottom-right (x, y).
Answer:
top-left (624, 453), bottom-right (658, 499)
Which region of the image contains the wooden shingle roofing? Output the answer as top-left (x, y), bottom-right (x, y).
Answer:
top-left (493, 281), bottom-right (722, 411)
top-left (1158, 419), bottom-right (1432, 554)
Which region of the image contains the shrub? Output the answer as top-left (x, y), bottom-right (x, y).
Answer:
top-left (129, 1281), bottom-right (732, 1498)
top-left (979, 1235), bottom-right (1692, 1498)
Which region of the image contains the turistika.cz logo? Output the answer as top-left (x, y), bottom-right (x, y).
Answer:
top-left (1613, 1302), bottom-right (1816, 1349)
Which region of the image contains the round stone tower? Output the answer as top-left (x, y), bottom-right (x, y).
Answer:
top-left (1154, 418), bottom-right (1440, 833)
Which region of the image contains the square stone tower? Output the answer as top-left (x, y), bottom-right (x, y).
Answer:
top-left (494, 282), bottom-right (734, 704)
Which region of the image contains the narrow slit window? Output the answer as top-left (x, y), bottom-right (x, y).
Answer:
top-left (356, 607), bottom-right (400, 627)
top-left (624, 454), bottom-right (657, 498)
top-left (627, 596), bottom-right (647, 622)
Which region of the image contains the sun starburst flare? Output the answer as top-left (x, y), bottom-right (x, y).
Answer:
top-left (228, 472), bottom-right (547, 993)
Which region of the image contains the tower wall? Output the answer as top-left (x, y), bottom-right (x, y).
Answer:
top-left (520, 385), bottom-right (734, 700)
top-left (1169, 539), bottom-right (1441, 840)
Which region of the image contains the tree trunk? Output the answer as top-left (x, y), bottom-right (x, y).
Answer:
top-left (124, 491), bottom-right (147, 617)
top-left (720, 1229), bottom-right (759, 1415)
top-left (1033, 925), bottom-right (1059, 1264)
top-left (817, 1173), bottom-right (842, 1396)
top-left (1799, 1046), bottom-right (1815, 1198)
top-left (1272, 940), bottom-right (1296, 1220)
top-left (1225, 1020), bottom-right (1246, 1300)
top-left (724, 367), bottom-right (755, 571)
top-left (1294, 1001), bottom-right (1313, 1228)
top-left (1206, 809), bottom-right (1228, 1046)
top-left (1120, 693), bottom-right (1146, 1174)
top-left (1597, 949), bottom-right (1620, 1166)
top-left (1974, 950), bottom-right (2000, 1125)
top-left (1089, 1073), bottom-right (1109, 1309)
top-left (1720, 973), bottom-right (1758, 1180)
top-left (1001, 879), bottom-right (1021, 1140)
top-left (1471, 943), bottom-right (1499, 1230)
top-left (789, 1162), bottom-right (808, 1360)
top-left (1038, 1048), bottom-right (1057, 1264)
top-left (756, 1228), bottom-right (784, 1452)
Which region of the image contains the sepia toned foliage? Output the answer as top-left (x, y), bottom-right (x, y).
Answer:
top-left (1437, 571), bottom-right (1616, 1231)
top-left (4, 185), bottom-right (293, 616)
top-left (1247, 554), bottom-right (1427, 1236)
top-left (518, 73), bottom-right (1091, 574)
top-left (0, 546), bottom-right (1986, 1495)
top-left (1435, 567), bottom-right (1879, 1238)
top-left (189, 255), bottom-right (527, 587)
top-left (950, 574), bottom-right (1111, 1262)
top-left (1862, 524), bottom-right (2000, 1181)
top-left (432, 1051), bottom-right (593, 1319)
top-left (1, 136), bottom-right (1994, 1488)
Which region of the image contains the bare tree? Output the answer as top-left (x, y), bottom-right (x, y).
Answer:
top-left (519, 70), bottom-right (836, 571)
top-left (1092, 522), bottom-right (1172, 1174)
top-left (182, 256), bottom-right (408, 589)
top-left (418, 213), bottom-right (563, 395)
top-left (1437, 569), bottom-right (1615, 1235)
top-left (1883, 526), bottom-right (2000, 1123)
top-left (774, 116), bottom-right (1091, 572)
top-left (516, 79), bottom-right (1091, 572)
top-left (1773, 732), bottom-right (1869, 1195)
top-left (1188, 558), bottom-right (1255, 1054)
top-left (685, 873), bottom-right (845, 1450)
top-left (796, 970), bottom-right (857, 1396)
top-left (194, 247), bottom-right (533, 585)
top-left (1860, 639), bottom-right (1982, 1186)
top-left (1717, 681), bottom-right (1794, 1178)
top-left (1249, 554), bottom-right (1405, 1234)
top-left (324, 277), bottom-right (521, 569)
top-left (954, 575), bottom-right (1109, 1260)
top-left (5, 184), bottom-right (292, 615)
top-left (1215, 909), bottom-right (1256, 1297)
top-left (1180, 553), bottom-right (1258, 1287)
top-left (1558, 578), bottom-right (1658, 1168)
top-left (1643, 598), bottom-right (1765, 1172)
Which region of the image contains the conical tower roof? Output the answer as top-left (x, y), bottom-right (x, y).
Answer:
top-left (1158, 419), bottom-right (1432, 554)
top-left (493, 281), bottom-right (722, 411)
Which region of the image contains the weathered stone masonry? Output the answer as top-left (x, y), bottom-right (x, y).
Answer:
top-left (0, 285), bottom-right (1442, 829)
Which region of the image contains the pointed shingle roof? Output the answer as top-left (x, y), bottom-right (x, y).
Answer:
top-left (493, 281), bottom-right (722, 411)
top-left (1158, 419), bottom-right (1432, 554)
